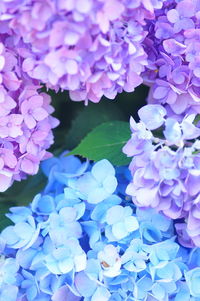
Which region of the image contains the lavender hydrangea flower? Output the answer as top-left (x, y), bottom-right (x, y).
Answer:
top-left (0, 33), bottom-right (58, 192)
top-left (143, 0), bottom-right (200, 114)
top-left (0, 0), bottom-right (167, 103)
top-left (123, 104), bottom-right (200, 247)
top-left (1, 153), bottom-right (200, 300)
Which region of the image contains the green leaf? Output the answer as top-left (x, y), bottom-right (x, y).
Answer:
top-left (68, 121), bottom-right (131, 166)
top-left (0, 201), bottom-right (15, 231)
top-left (194, 114), bottom-right (200, 125)
top-left (65, 101), bottom-right (125, 150)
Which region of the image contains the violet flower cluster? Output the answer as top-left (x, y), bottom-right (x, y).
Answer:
top-left (0, 0), bottom-right (168, 103)
top-left (0, 2), bottom-right (60, 193)
top-left (1, 153), bottom-right (200, 300)
top-left (123, 104), bottom-right (200, 248)
top-left (0, 30), bottom-right (59, 192)
top-left (1, 0), bottom-right (200, 110)
top-left (144, 0), bottom-right (200, 114)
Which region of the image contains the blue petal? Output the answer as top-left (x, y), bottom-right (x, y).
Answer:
top-left (106, 205), bottom-right (124, 225)
top-left (92, 159), bottom-right (115, 182)
top-left (152, 283), bottom-right (166, 300)
top-left (103, 175), bottom-right (118, 194)
top-left (112, 222), bottom-right (128, 240)
top-left (76, 173), bottom-right (97, 196)
top-left (75, 271), bottom-right (97, 297)
top-left (1, 226), bottom-right (19, 245)
top-left (124, 216), bottom-right (139, 232)
top-left (91, 195), bottom-right (121, 222)
top-left (88, 187), bottom-right (108, 204)
top-left (91, 286), bottom-right (111, 301)
top-left (41, 157), bottom-right (59, 177)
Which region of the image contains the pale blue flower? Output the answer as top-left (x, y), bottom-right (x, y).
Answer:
top-left (185, 268), bottom-right (200, 298)
top-left (42, 152), bottom-right (88, 193)
top-left (105, 205), bottom-right (139, 241)
top-left (91, 195), bottom-right (122, 223)
top-left (0, 257), bottom-right (20, 301)
top-left (1, 215), bottom-right (40, 250)
top-left (92, 286), bottom-right (111, 301)
top-left (98, 244), bottom-right (121, 277)
top-left (6, 206), bottom-right (32, 224)
top-left (43, 206), bottom-right (84, 245)
top-left (74, 271), bottom-right (97, 298)
top-left (149, 239), bottom-right (179, 266)
top-left (45, 239), bottom-right (86, 275)
top-left (70, 159), bottom-right (118, 204)
top-left (31, 194), bottom-right (56, 215)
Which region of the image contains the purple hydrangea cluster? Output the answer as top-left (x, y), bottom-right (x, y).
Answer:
top-left (0, 0), bottom-right (168, 103)
top-left (1, 153), bottom-right (200, 300)
top-left (1, 0), bottom-right (200, 110)
top-left (144, 0), bottom-right (200, 114)
top-left (123, 104), bottom-right (200, 247)
top-left (0, 32), bottom-right (58, 192)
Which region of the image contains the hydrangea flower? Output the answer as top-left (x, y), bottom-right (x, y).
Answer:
top-left (68, 159), bottom-right (118, 204)
top-left (123, 104), bottom-right (200, 247)
top-left (97, 244), bottom-right (121, 277)
top-left (105, 205), bottom-right (139, 241)
top-left (185, 268), bottom-right (200, 298)
top-left (1, 215), bottom-right (40, 250)
top-left (0, 34), bottom-right (58, 192)
top-left (143, 0), bottom-right (200, 114)
top-left (0, 0), bottom-right (167, 103)
top-left (1, 153), bottom-right (200, 300)
top-left (0, 257), bottom-right (20, 301)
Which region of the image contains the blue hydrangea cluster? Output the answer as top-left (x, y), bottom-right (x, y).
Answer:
top-left (1, 153), bottom-right (200, 300)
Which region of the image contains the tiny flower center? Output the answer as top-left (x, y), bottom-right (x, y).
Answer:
top-left (101, 261), bottom-right (110, 268)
